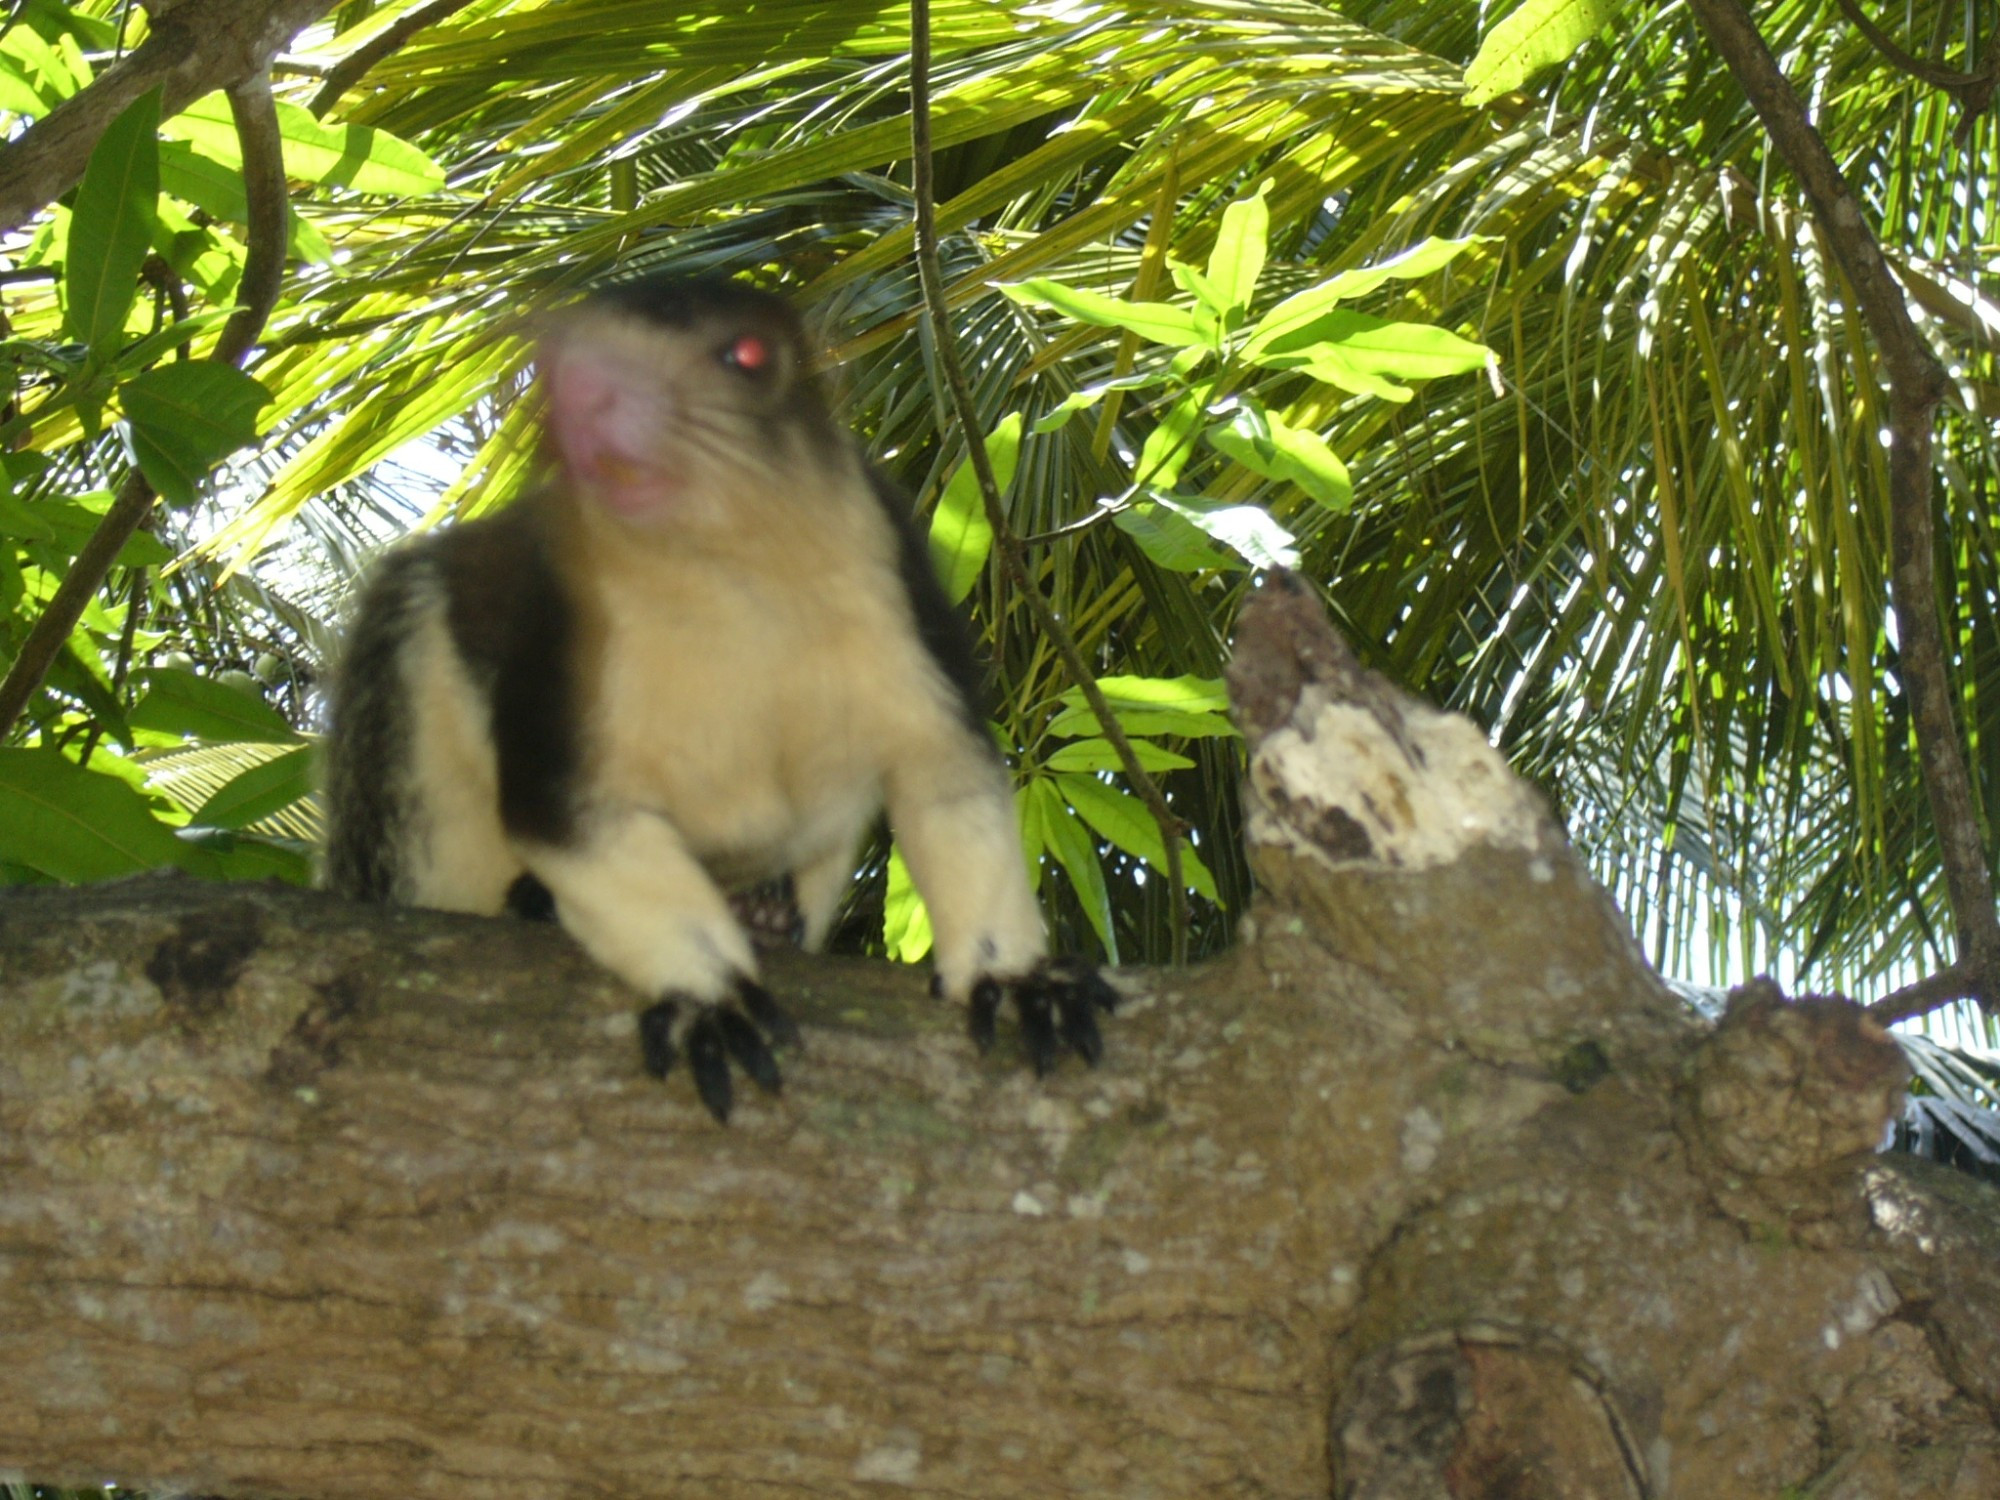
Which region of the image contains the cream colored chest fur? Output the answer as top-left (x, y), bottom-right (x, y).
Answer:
top-left (582, 535), bottom-right (943, 883)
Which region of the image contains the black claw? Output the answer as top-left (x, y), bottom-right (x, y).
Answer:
top-left (737, 977), bottom-right (801, 1049)
top-left (1016, 984), bottom-right (1059, 1076)
top-left (717, 1007), bottom-right (783, 1095)
top-left (504, 873), bottom-right (559, 922)
top-left (638, 999), bottom-right (680, 1078)
top-left (1056, 988), bottom-right (1104, 1066)
top-left (968, 977), bottom-right (1002, 1052)
top-left (686, 1014), bottom-right (734, 1123)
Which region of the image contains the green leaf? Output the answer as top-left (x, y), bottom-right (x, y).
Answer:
top-left (1205, 182), bottom-right (1269, 313)
top-left (63, 88), bottom-right (159, 353)
top-left (119, 363), bottom-right (272, 507)
top-left (31, 493), bottom-right (172, 566)
top-left (928, 412), bottom-right (1021, 605)
top-left (1062, 675), bottom-right (1232, 714)
top-left (188, 743), bottom-right (315, 830)
top-left (161, 92), bottom-right (445, 197)
top-left (44, 643), bottom-right (132, 750)
top-left (1207, 401), bottom-right (1354, 511)
top-left (1465, 0), bottom-right (1620, 105)
top-left (1151, 493), bottom-right (1299, 571)
top-left (0, 22), bottom-right (87, 112)
top-left (1055, 773), bottom-right (1217, 900)
top-left (1043, 737), bottom-right (1194, 774)
top-left (1033, 369), bottom-right (1168, 434)
top-left (1248, 310), bottom-right (1493, 401)
top-left (191, 830), bottom-right (313, 884)
top-left (881, 843), bottom-right (934, 963)
top-left (1243, 239), bottom-right (1496, 354)
top-left (127, 668), bottom-right (298, 744)
top-left (1000, 278), bottom-right (1211, 347)
top-left (1113, 499), bottom-right (1230, 573)
top-left (158, 141), bottom-right (333, 262)
top-left (0, 489), bottom-right (56, 540)
top-left (1136, 387), bottom-right (1210, 489)
top-left (1031, 778), bottom-right (1115, 957)
top-left (0, 748), bottom-right (208, 882)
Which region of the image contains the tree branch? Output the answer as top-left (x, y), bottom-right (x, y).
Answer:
top-left (0, 0), bottom-right (339, 236)
top-left (0, 70), bottom-right (293, 743)
top-left (308, 0), bottom-right (479, 119)
top-left (3, 585), bottom-right (1990, 1500)
top-left (906, 0), bottom-right (1191, 964)
top-left (1682, 0), bottom-right (2000, 1021)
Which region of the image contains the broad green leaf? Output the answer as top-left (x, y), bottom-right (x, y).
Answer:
top-left (1249, 310), bottom-right (1493, 401)
top-left (45, 644), bottom-right (132, 750)
top-left (1170, 261), bottom-right (1228, 328)
top-left (1001, 279), bottom-right (1211, 347)
top-left (0, 490), bottom-right (57, 540)
top-left (881, 843), bottom-right (935, 963)
top-left (1152, 493), bottom-right (1299, 571)
top-left (1205, 183), bottom-right (1269, 312)
top-left (119, 363), bottom-right (272, 507)
top-left (1062, 675), bottom-right (1232, 714)
top-left (1055, 773), bottom-right (1217, 900)
top-left (1136, 388), bottom-right (1209, 489)
top-left (113, 308), bottom-right (232, 376)
top-left (32, 493), bottom-right (172, 567)
top-left (189, 831), bottom-right (313, 885)
top-left (0, 22), bottom-right (87, 112)
top-left (1043, 737), bottom-right (1194, 774)
top-left (0, 51), bottom-right (48, 115)
top-left (150, 197), bottom-right (243, 301)
top-left (1207, 401), bottom-right (1354, 511)
top-left (1033, 369), bottom-right (1168, 434)
top-left (161, 93), bottom-right (445, 197)
top-left (1031, 778), bottom-right (1115, 957)
top-left (63, 88), bottom-right (159, 352)
top-left (1243, 239), bottom-right (1496, 355)
top-left (1046, 701), bottom-right (1241, 740)
top-left (0, 748), bottom-right (207, 882)
top-left (158, 141), bottom-right (333, 262)
top-left (188, 744), bottom-right (315, 830)
top-left (1113, 499), bottom-right (1230, 573)
top-left (127, 668), bottom-right (298, 745)
top-left (928, 411), bottom-right (1021, 605)
top-left (1465, 0), bottom-right (1620, 105)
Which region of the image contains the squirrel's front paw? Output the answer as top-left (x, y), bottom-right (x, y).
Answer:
top-left (638, 977), bottom-right (801, 1123)
top-left (966, 958), bottom-right (1120, 1075)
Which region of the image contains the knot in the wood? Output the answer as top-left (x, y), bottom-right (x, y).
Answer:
top-left (1683, 977), bottom-right (1908, 1180)
top-left (1226, 571), bottom-right (1550, 874)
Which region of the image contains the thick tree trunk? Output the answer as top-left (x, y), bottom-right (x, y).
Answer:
top-left (1, 579), bottom-right (1995, 1498)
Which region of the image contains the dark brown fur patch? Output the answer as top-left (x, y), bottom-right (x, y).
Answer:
top-left (146, 905), bottom-right (263, 1025)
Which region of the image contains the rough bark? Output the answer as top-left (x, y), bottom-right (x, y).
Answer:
top-left (0, 578), bottom-right (1996, 1499)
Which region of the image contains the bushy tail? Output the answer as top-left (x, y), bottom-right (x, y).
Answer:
top-left (320, 548), bottom-right (436, 901)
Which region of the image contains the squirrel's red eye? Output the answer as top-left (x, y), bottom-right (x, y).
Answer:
top-left (721, 335), bottom-right (770, 372)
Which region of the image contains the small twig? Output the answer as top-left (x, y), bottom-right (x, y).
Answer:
top-left (1827, 0), bottom-right (1994, 118)
top-left (908, 0), bottom-right (1190, 964)
top-left (0, 70), bottom-right (292, 743)
top-left (1684, 0), bottom-right (2000, 1022)
top-left (309, 0), bottom-right (477, 118)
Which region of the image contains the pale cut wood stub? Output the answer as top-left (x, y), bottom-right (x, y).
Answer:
top-left (1, 577), bottom-right (1997, 1498)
